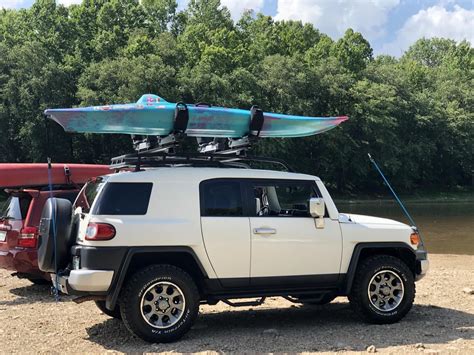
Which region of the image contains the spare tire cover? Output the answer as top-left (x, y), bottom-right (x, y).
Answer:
top-left (37, 198), bottom-right (73, 273)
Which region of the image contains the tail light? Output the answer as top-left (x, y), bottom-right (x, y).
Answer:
top-left (18, 226), bottom-right (39, 248)
top-left (85, 222), bottom-right (116, 241)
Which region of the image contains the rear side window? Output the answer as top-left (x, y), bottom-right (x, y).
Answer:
top-left (74, 177), bottom-right (108, 213)
top-left (200, 180), bottom-right (243, 217)
top-left (92, 183), bottom-right (153, 215)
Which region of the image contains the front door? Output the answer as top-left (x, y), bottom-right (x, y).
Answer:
top-left (246, 179), bottom-right (342, 286)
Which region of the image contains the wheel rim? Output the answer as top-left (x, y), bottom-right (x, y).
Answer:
top-left (140, 281), bottom-right (186, 329)
top-left (367, 270), bottom-right (404, 312)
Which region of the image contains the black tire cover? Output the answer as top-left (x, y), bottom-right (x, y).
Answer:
top-left (37, 198), bottom-right (73, 273)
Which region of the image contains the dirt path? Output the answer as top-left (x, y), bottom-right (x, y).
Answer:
top-left (0, 254), bottom-right (473, 353)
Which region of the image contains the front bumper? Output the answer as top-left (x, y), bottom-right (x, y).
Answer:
top-left (52, 269), bottom-right (114, 294)
top-left (415, 250), bottom-right (429, 281)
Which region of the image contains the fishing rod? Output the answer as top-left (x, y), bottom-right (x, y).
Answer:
top-left (368, 153), bottom-right (421, 235)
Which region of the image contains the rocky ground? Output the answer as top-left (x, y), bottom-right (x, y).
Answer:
top-left (0, 254), bottom-right (473, 354)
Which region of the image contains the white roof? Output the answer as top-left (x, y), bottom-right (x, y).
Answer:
top-left (105, 167), bottom-right (320, 184)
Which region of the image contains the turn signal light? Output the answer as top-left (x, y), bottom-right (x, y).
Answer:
top-left (410, 232), bottom-right (420, 246)
top-left (85, 223), bottom-right (116, 241)
top-left (18, 226), bottom-right (39, 248)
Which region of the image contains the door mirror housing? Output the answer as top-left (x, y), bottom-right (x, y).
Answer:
top-left (309, 198), bottom-right (325, 218)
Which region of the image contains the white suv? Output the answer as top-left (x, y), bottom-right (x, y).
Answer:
top-left (37, 164), bottom-right (428, 343)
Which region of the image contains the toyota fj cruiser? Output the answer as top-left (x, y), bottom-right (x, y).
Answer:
top-left (37, 159), bottom-right (428, 343)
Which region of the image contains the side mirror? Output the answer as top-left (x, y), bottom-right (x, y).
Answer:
top-left (309, 198), bottom-right (325, 229)
top-left (309, 198), bottom-right (325, 218)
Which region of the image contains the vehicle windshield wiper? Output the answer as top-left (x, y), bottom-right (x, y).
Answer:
top-left (0, 215), bottom-right (14, 221)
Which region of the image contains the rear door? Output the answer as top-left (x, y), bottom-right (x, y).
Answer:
top-left (246, 179), bottom-right (342, 286)
top-left (200, 179), bottom-right (251, 287)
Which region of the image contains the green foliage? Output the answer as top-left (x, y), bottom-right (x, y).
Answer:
top-left (0, 0), bottom-right (472, 194)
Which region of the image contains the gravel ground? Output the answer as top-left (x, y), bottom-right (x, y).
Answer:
top-left (0, 254), bottom-right (473, 354)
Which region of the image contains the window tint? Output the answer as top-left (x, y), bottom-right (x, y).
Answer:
top-left (201, 180), bottom-right (243, 217)
top-left (252, 181), bottom-right (318, 217)
top-left (92, 183), bottom-right (153, 215)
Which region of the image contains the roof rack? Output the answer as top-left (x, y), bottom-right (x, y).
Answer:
top-left (110, 152), bottom-right (294, 172)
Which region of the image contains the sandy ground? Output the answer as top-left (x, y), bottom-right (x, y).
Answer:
top-left (0, 254), bottom-right (473, 354)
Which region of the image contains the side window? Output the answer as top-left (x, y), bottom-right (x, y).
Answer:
top-left (200, 180), bottom-right (243, 217)
top-left (92, 183), bottom-right (153, 215)
top-left (252, 181), bottom-right (318, 217)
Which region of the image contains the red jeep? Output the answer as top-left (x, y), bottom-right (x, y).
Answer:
top-left (0, 163), bottom-right (110, 284)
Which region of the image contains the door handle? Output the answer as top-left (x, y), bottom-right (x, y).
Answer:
top-left (253, 228), bottom-right (277, 235)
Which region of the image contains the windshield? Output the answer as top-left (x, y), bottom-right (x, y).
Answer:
top-left (73, 177), bottom-right (108, 213)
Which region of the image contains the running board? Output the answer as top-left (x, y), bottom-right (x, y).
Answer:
top-left (73, 295), bottom-right (105, 304)
top-left (220, 297), bottom-right (266, 307)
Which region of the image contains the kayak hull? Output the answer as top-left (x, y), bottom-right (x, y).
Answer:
top-left (45, 95), bottom-right (348, 138)
top-left (0, 164), bottom-right (110, 189)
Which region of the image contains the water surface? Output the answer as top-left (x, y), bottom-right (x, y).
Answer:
top-left (336, 201), bottom-right (474, 255)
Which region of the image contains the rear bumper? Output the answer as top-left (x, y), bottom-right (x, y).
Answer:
top-left (0, 247), bottom-right (49, 280)
top-left (52, 269), bottom-right (114, 294)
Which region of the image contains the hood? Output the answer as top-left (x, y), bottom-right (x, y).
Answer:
top-left (339, 213), bottom-right (412, 230)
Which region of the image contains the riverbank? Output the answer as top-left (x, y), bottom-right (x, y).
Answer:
top-left (333, 188), bottom-right (474, 204)
top-left (0, 254), bottom-right (473, 353)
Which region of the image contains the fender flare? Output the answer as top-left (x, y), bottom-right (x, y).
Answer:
top-left (105, 246), bottom-right (208, 310)
top-left (342, 242), bottom-right (417, 295)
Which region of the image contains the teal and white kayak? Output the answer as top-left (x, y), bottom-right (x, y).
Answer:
top-left (45, 94), bottom-right (348, 138)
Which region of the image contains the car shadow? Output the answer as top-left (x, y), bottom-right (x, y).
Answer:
top-left (1, 284), bottom-right (74, 305)
top-left (84, 302), bottom-right (474, 352)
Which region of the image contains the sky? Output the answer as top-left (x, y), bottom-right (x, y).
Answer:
top-left (2, 0), bottom-right (473, 56)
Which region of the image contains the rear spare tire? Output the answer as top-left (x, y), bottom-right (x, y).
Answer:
top-left (37, 198), bottom-right (73, 273)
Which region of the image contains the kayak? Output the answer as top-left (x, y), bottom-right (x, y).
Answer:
top-left (0, 164), bottom-right (110, 189)
top-left (45, 94), bottom-right (348, 138)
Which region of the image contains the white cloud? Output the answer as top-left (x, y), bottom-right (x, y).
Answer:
top-left (221, 0), bottom-right (264, 20)
top-left (274, 0), bottom-right (400, 41)
top-left (381, 5), bottom-right (474, 56)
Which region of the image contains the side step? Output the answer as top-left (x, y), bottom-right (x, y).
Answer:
top-left (220, 297), bottom-right (266, 307)
top-left (73, 295), bottom-right (106, 304)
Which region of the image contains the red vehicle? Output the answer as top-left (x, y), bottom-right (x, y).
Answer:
top-left (0, 163), bottom-right (110, 284)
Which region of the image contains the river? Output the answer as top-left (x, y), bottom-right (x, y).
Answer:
top-left (336, 201), bottom-right (474, 255)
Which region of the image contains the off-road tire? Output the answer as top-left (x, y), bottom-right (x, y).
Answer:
top-left (95, 300), bottom-right (122, 320)
top-left (119, 264), bottom-right (199, 343)
top-left (349, 255), bottom-right (415, 324)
